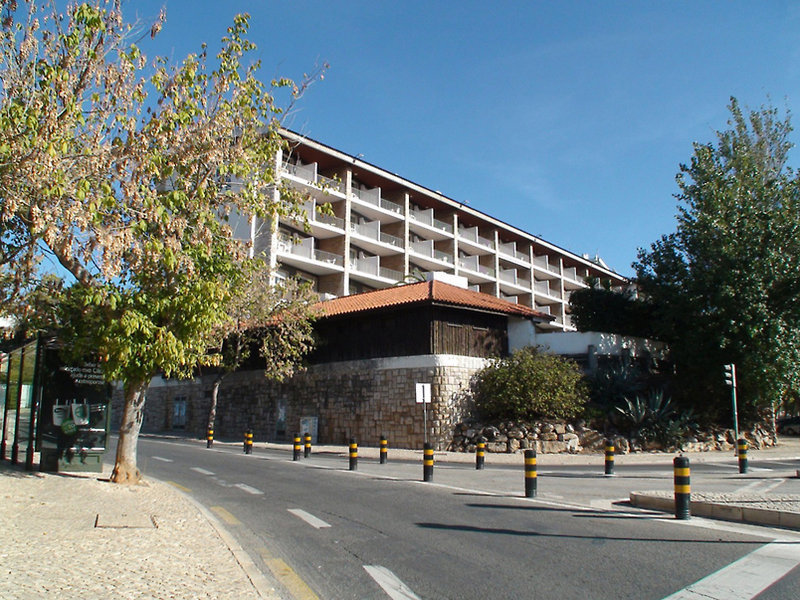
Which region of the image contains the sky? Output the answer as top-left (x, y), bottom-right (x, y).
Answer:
top-left (132, 0), bottom-right (800, 277)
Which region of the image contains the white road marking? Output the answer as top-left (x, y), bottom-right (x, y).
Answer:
top-left (234, 483), bottom-right (264, 495)
top-left (190, 467), bottom-right (215, 476)
top-left (364, 565), bottom-right (421, 600)
top-left (714, 463), bottom-right (773, 472)
top-left (287, 508), bottom-right (331, 529)
top-left (739, 478), bottom-right (787, 493)
top-left (152, 456), bottom-right (173, 462)
top-left (661, 541), bottom-right (800, 599)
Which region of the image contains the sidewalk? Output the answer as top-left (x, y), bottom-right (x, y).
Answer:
top-left (1, 439), bottom-right (798, 599)
top-left (0, 460), bottom-right (277, 600)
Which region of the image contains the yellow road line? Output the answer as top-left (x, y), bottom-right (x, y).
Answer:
top-left (259, 548), bottom-right (319, 600)
top-left (166, 481), bottom-right (192, 493)
top-left (210, 506), bottom-right (241, 526)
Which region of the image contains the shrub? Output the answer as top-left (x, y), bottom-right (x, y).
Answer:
top-left (472, 346), bottom-right (588, 421)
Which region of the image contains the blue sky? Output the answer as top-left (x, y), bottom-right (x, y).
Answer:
top-left (133, 1), bottom-right (800, 277)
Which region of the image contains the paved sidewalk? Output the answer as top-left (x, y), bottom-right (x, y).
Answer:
top-left (0, 460), bottom-right (277, 600)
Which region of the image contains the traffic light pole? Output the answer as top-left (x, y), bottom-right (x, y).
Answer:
top-left (724, 363), bottom-right (740, 449)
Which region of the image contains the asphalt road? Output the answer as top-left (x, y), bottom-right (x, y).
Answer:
top-left (131, 437), bottom-right (800, 600)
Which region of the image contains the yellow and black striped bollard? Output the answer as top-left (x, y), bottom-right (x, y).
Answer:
top-left (293, 433), bottom-right (302, 461)
top-left (476, 439), bottom-right (485, 470)
top-left (304, 432), bottom-right (312, 458)
top-left (206, 427), bottom-right (214, 448)
top-left (738, 438), bottom-right (748, 474)
top-left (244, 429), bottom-right (253, 454)
top-left (604, 439), bottom-right (615, 476)
top-left (379, 435), bottom-right (388, 464)
top-left (349, 438), bottom-right (358, 471)
top-left (524, 449), bottom-right (537, 498)
top-left (423, 443), bottom-right (434, 482)
top-left (674, 455), bottom-right (690, 519)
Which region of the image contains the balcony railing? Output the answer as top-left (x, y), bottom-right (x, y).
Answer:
top-left (350, 258), bottom-right (403, 281)
top-left (350, 222), bottom-right (403, 248)
top-left (458, 256), bottom-right (495, 278)
top-left (533, 255), bottom-right (560, 275)
top-left (498, 242), bottom-right (530, 263)
top-left (410, 209), bottom-right (453, 234)
top-left (534, 280), bottom-right (560, 299)
top-left (282, 161), bottom-right (345, 194)
top-left (499, 270), bottom-right (531, 289)
top-left (411, 240), bottom-right (454, 264)
top-left (301, 201), bottom-right (344, 230)
top-left (277, 237), bottom-right (344, 266)
top-left (351, 187), bottom-right (403, 214)
top-left (459, 227), bottom-right (494, 249)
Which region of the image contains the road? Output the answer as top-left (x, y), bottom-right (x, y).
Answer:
top-left (131, 436), bottom-right (800, 600)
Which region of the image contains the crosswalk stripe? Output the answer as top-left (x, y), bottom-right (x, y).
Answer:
top-left (190, 467), bottom-right (215, 475)
top-left (364, 565), bottom-right (421, 600)
top-left (234, 483), bottom-right (264, 495)
top-left (288, 508), bottom-right (331, 529)
top-left (152, 456), bottom-right (173, 462)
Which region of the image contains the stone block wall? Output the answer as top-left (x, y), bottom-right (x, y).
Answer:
top-left (113, 354), bottom-right (487, 450)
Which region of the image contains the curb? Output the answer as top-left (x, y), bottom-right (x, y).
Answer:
top-left (629, 491), bottom-right (800, 531)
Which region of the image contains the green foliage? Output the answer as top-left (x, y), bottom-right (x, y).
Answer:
top-left (634, 97), bottom-right (800, 425)
top-left (569, 284), bottom-right (658, 339)
top-left (615, 390), bottom-right (694, 448)
top-left (472, 346), bottom-right (588, 421)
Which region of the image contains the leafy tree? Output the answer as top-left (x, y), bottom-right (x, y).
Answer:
top-left (205, 267), bottom-right (317, 438)
top-left (634, 98), bottom-right (800, 430)
top-left (472, 346), bottom-right (588, 421)
top-left (0, 1), bottom-right (323, 482)
top-left (569, 282), bottom-right (657, 339)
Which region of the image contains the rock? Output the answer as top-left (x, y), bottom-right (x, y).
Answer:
top-left (483, 426), bottom-right (500, 441)
top-left (540, 432), bottom-right (558, 441)
top-left (554, 423), bottom-right (567, 435)
top-left (565, 424), bottom-right (575, 433)
top-left (614, 436), bottom-right (630, 454)
top-left (541, 423), bottom-right (554, 433)
top-left (508, 428), bottom-right (525, 439)
top-left (487, 441), bottom-right (507, 453)
top-left (508, 438), bottom-right (521, 453)
top-left (540, 440), bottom-right (568, 453)
top-left (520, 439), bottom-right (531, 449)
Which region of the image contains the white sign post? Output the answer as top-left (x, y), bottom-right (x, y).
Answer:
top-left (415, 383), bottom-right (431, 446)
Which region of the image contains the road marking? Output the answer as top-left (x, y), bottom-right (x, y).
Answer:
top-left (166, 481), bottom-right (191, 492)
top-left (715, 463), bottom-right (772, 473)
top-left (288, 508), bottom-right (331, 529)
top-left (210, 506), bottom-right (241, 525)
top-left (190, 467), bottom-right (215, 476)
top-left (259, 548), bottom-right (319, 600)
top-left (152, 456), bottom-right (173, 462)
top-left (661, 540), bottom-right (800, 599)
top-left (739, 478), bottom-right (786, 493)
top-left (364, 565), bottom-right (421, 600)
top-left (234, 483), bottom-right (264, 495)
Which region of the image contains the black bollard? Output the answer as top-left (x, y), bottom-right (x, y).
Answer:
top-left (524, 449), bottom-right (537, 498)
top-left (293, 433), bottom-right (302, 461)
top-left (738, 438), bottom-right (748, 474)
top-left (380, 435), bottom-right (388, 464)
top-left (349, 438), bottom-right (358, 471)
top-left (206, 427), bottom-right (214, 448)
top-left (476, 439), bottom-right (485, 470)
top-left (604, 439), bottom-right (615, 476)
top-left (304, 432), bottom-right (312, 458)
top-left (674, 455), bottom-right (690, 520)
top-left (244, 429), bottom-right (253, 454)
top-left (423, 443), bottom-right (434, 482)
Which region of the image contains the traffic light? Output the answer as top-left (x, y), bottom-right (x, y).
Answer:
top-left (723, 363), bottom-right (736, 387)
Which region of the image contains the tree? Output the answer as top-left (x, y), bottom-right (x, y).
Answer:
top-left (472, 346), bottom-right (588, 421)
top-left (568, 280), bottom-right (657, 339)
top-left (205, 267), bottom-right (317, 439)
top-left (634, 98), bottom-right (800, 429)
top-left (0, 1), bottom-right (323, 482)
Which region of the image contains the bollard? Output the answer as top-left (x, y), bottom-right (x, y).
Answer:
top-left (206, 427), bottom-right (214, 448)
top-left (244, 429), bottom-right (253, 454)
top-left (349, 438), bottom-right (358, 471)
top-left (524, 449), bottom-right (537, 498)
top-left (293, 433), bottom-right (302, 461)
top-left (604, 439), bottom-right (615, 476)
top-left (304, 432), bottom-right (312, 458)
top-left (476, 439), bottom-right (485, 470)
top-left (423, 443), bottom-right (434, 482)
top-left (674, 455), bottom-right (690, 520)
top-left (379, 435), bottom-right (388, 464)
top-left (738, 438), bottom-right (748, 474)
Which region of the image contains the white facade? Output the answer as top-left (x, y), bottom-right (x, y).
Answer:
top-left (259, 130), bottom-right (627, 332)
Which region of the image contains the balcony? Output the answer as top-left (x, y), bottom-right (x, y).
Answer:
top-left (498, 269), bottom-right (531, 293)
top-left (282, 201), bottom-right (344, 239)
top-left (351, 186), bottom-right (403, 221)
top-left (276, 236), bottom-right (344, 275)
top-left (409, 240), bottom-right (454, 270)
top-left (458, 255), bottom-right (495, 282)
top-left (534, 280), bottom-right (561, 303)
top-left (498, 242), bottom-right (531, 266)
top-left (409, 208), bottom-right (453, 240)
top-left (281, 161), bottom-right (345, 198)
top-left (458, 226), bottom-right (494, 254)
top-left (533, 255), bottom-right (561, 280)
top-left (349, 256), bottom-right (403, 287)
top-left (349, 220), bottom-right (404, 256)
top-left (500, 293), bottom-right (519, 304)
top-left (562, 266), bottom-right (587, 290)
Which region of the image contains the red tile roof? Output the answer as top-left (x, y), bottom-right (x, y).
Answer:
top-left (314, 281), bottom-right (554, 321)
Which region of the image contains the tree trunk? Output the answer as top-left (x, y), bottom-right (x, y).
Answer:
top-left (207, 373), bottom-right (226, 434)
top-left (110, 379), bottom-right (148, 484)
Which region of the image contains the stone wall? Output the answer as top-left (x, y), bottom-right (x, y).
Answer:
top-left (114, 354), bottom-right (487, 450)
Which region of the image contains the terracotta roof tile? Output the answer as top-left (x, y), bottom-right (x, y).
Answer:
top-left (314, 281), bottom-right (554, 321)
